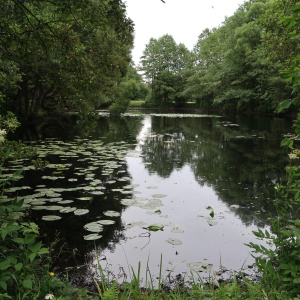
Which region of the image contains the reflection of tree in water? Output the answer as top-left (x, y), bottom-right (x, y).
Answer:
top-left (8, 114), bottom-right (145, 269)
top-left (141, 115), bottom-right (291, 227)
top-left (14, 113), bottom-right (144, 142)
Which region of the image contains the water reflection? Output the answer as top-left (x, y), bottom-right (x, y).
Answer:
top-left (4, 112), bottom-right (292, 282)
top-left (94, 113), bottom-right (291, 281)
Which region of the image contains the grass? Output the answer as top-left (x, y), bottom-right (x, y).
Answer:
top-left (90, 254), bottom-right (290, 300)
top-left (129, 100), bottom-right (146, 107)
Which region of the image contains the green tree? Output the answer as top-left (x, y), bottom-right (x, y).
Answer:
top-left (140, 34), bottom-right (192, 106)
top-left (184, 0), bottom-right (292, 112)
top-left (0, 0), bottom-right (134, 119)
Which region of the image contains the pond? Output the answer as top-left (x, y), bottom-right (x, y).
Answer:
top-left (3, 111), bottom-right (292, 286)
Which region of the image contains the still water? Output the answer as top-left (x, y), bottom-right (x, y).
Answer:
top-left (5, 111), bottom-right (292, 284)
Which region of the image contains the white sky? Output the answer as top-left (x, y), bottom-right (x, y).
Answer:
top-left (124, 0), bottom-right (245, 65)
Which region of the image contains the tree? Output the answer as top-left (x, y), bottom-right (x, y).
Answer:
top-left (184, 0), bottom-right (292, 112)
top-left (0, 0), bottom-right (134, 119)
top-left (140, 34), bottom-right (192, 106)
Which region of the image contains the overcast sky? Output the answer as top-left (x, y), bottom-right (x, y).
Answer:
top-left (124, 0), bottom-right (245, 65)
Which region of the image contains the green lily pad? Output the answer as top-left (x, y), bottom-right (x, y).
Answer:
top-left (147, 225), bottom-right (164, 231)
top-left (84, 222), bottom-right (104, 232)
top-left (103, 210), bottom-right (121, 217)
top-left (84, 234), bottom-right (102, 241)
top-left (60, 207), bottom-right (77, 213)
top-left (78, 196), bottom-right (93, 201)
top-left (74, 209), bottom-right (89, 216)
top-left (42, 215), bottom-right (62, 221)
top-left (98, 220), bottom-right (115, 225)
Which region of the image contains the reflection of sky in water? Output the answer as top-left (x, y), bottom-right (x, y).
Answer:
top-left (135, 115), bottom-right (152, 151)
top-left (99, 116), bottom-right (269, 282)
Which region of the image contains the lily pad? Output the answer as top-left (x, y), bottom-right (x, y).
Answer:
top-left (74, 209), bottom-right (89, 216)
top-left (187, 262), bottom-right (213, 272)
top-left (166, 238), bottom-right (182, 245)
top-left (84, 234), bottom-right (102, 241)
top-left (171, 227), bottom-right (184, 233)
top-left (97, 220), bottom-right (115, 225)
top-left (103, 210), bottom-right (121, 217)
top-left (78, 196), bottom-right (93, 201)
top-left (147, 225), bottom-right (164, 231)
top-left (42, 215), bottom-right (62, 221)
top-left (151, 194), bottom-right (167, 198)
top-left (60, 207), bottom-right (77, 213)
top-left (84, 222), bottom-right (104, 233)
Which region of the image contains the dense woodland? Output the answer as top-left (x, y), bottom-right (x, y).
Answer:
top-left (0, 0), bottom-right (299, 119)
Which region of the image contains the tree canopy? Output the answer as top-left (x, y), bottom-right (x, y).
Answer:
top-left (139, 0), bottom-right (298, 113)
top-left (0, 0), bottom-right (134, 119)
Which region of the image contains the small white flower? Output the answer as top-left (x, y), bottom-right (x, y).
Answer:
top-left (45, 294), bottom-right (55, 300)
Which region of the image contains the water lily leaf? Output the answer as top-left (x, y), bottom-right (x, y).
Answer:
top-left (43, 205), bottom-right (63, 211)
top-left (90, 191), bottom-right (104, 195)
top-left (188, 262), bottom-right (213, 272)
top-left (97, 220), bottom-right (115, 225)
top-left (84, 234), bottom-right (102, 241)
top-left (103, 210), bottom-right (121, 217)
top-left (171, 227), bottom-right (184, 233)
top-left (77, 197), bottom-right (93, 201)
top-left (206, 206), bottom-right (214, 218)
top-left (166, 238), bottom-right (182, 245)
top-left (68, 178), bottom-right (78, 182)
top-left (60, 207), bottom-right (76, 213)
top-left (74, 209), bottom-right (89, 216)
top-left (57, 200), bottom-right (74, 204)
top-left (151, 194), bottom-right (167, 198)
top-left (121, 199), bottom-right (137, 206)
top-left (84, 222), bottom-right (104, 233)
top-left (31, 206), bottom-right (47, 210)
top-left (42, 215), bottom-right (61, 221)
top-left (147, 225), bottom-right (164, 231)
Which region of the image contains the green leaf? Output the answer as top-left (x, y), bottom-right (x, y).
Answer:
top-left (28, 241), bottom-right (42, 253)
top-left (24, 234), bottom-right (36, 244)
top-left (293, 278), bottom-right (300, 284)
top-left (0, 280), bottom-right (7, 290)
top-left (37, 247), bottom-right (49, 255)
top-left (14, 262), bottom-right (23, 271)
top-left (11, 237), bottom-right (25, 244)
top-left (22, 279), bottom-right (32, 289)
top-left (280, 137), bottom-right (294, 149)
top-left (147, 225), bottom-right (164, 231)
top-left (7, 256), bottom-right (17, 265)
top-left (28, 252), bottom-right (36, 262)
top-left (277, 99), bottom-right (291, 112)
top-left (0, 261), bottom-right (10, 271)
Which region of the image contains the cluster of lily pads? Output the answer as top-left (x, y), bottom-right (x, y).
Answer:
top-left (1, 138), bottom-right (139, 240)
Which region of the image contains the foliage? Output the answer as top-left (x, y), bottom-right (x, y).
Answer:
top-left (109, 65), bottom-right (149, 115)
top-left (247, 2), bottom-right (300, 297)
top-left (0, 0), bottom-right (134, 119)
top-left (140, 35), bottom-right (192, 106)
top-left (168, 0), bottom-right (295, 112)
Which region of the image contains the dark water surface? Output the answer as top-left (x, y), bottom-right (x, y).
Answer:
top-left (4, 111), bottom-right (292, 284)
